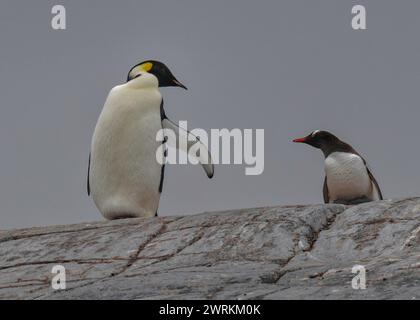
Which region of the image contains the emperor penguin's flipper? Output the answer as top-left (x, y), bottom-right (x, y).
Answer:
top-left (87, 153), bottom-right (91, 196)
top-left (161, 117), bottom-right (214, 178)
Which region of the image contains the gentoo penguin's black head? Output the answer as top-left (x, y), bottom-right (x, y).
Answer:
top-left (127, 60), bottom-right (187, 89)
top-left (293, 130), bottom-right (353, 157)
top-left (293, 130), bottom-right (339, 149)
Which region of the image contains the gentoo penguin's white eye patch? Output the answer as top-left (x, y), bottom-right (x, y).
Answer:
top-left (311, 130), bottom-right (320, 137)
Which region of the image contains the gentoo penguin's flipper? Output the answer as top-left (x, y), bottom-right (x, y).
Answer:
top-left (162, 117), bottom-right (214, 178)
top-left (359, 156), bottom-right (383, 200)
top-left (87, 153), bottom-right (91, 196)
top-left (323, 177), bottom-right (330, 204)
top-left (366, 166), bottom-right (383, 200)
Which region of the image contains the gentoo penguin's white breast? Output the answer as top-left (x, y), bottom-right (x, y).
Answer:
top-left (90, 73), bottom-right (163, 219)
top-left (324, 152), bottom-right (372, 201)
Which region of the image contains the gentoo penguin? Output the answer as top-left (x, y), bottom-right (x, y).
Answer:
top-left (88, 60), bottom-right (214, 220)
top-left (293, 130), bottom-right (383, 205)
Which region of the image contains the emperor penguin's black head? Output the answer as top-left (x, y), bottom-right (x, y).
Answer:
top-left (293, 130), bottom-right (340, 150)
top-left (127, 60), bottom-right (187, 89)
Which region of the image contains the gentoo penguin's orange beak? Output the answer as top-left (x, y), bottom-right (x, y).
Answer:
top-left (293, 137), bottom-right (307, 143)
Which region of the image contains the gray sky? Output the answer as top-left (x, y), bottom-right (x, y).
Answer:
top-left (1, 0), bottom-right (420, 229)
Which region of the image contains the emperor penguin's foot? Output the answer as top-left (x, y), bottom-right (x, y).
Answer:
top-left (104, 210), bottom-right (155, 220)
top-left (107, 213), bottom-right (139, 220)
top-left (333, 196), bottom-right (372, 205)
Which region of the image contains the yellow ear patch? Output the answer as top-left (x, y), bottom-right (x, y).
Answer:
top-left (139, 62), bottom-right (153, 72)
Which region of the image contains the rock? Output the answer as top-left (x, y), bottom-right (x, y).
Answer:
top-left (0, 198), bottom-right (418, 300)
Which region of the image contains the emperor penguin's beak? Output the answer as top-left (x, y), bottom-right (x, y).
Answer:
top-left (172, 79), bottom-right (188, 90)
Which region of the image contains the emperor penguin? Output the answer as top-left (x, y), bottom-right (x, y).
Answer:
top-left (293, 130), bottom-right (383, 205)
top-left (88, 60), bottom-right (214, 220)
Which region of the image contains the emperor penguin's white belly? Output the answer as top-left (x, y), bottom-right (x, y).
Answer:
top-left (90, 78), bottom-right (163, 219)
top-left (324, 152), bottom-right (372, 202)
